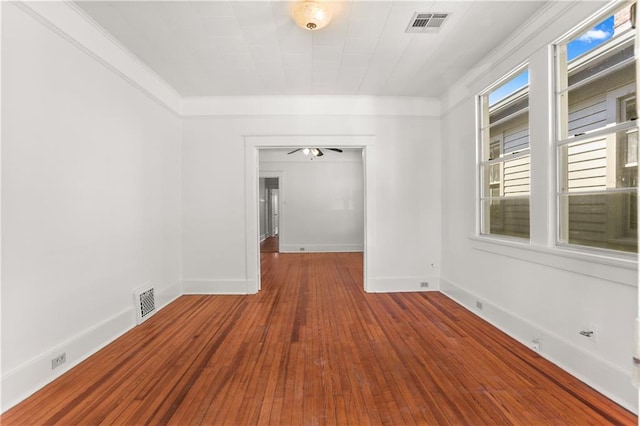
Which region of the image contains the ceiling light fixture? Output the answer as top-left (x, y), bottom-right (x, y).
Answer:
top-left (292, 1), bottom-right (332, 31)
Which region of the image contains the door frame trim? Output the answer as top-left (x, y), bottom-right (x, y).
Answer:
top-left (244, 135), bottom-right (373, 293)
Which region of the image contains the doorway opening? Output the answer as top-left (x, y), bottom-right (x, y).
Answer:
top-left (256, 147), bottom-right (366, 291)
top-left (244, 135), bottom-right (372, 294)
top-left (260, 177), bottom-right (279, 253)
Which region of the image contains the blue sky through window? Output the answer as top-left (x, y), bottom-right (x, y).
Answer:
top-left (567, 16), bottom-right (614, 61)
top-left (488, 15), bottom-right (615, 106)
top-left (488, 70), bottom-right (529, 106)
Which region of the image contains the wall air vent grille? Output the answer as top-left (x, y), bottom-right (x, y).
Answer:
top-left (406, 12), bottom-right (450, 33)
top-left (134, 286), bottom-right (156, 325)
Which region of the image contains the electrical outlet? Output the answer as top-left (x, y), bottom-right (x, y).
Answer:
top-left (531, 337), bottom-right (541, 351)
top-left (420, 281), bottom-right (429, 288)
top-left (51, 353), bottom-right (66, 369)
top-left (299, 247), bottom-right (305, 251)
top-left (476, 301), bottom-right (483, 310)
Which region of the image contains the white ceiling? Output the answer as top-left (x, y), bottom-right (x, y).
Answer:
top-left (75, 1), bottom-right (547, 97)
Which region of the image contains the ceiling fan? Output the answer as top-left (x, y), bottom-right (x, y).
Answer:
top-left (287, 147), bottom-right (343, 157)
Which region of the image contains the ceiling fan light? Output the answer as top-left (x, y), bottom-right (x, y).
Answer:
top-left (292, 1), bottom-right (332, 31)
top-left (303, 148), bottom-right (310, 155)
top-left (311, 148), bottom-right (320, 156)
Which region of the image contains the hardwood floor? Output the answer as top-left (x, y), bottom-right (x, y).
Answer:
top-left (2, 252), bottom-right (636, 425)
top-left (260, 235), bottom-right (279, 253)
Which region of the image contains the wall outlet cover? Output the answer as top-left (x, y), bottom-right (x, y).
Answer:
top-left (51, 352), bottom-right (66, 369)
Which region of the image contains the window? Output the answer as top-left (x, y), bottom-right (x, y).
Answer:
top-left (479, 68), bottom-right (530, 239)
top-left (555, 3), bottom-right (637, 253)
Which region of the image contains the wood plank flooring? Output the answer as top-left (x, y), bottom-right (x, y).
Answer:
top-left (2, 252), bottom-right (636, 425)
top-left (260, 236), bottom-right (279, 253)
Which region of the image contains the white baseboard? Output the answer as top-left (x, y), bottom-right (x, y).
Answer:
top-left (156, 281), bottom-right (183, 310)
top-left (0, 281), bottom-right (182, 413)
top-left (366, 276), bottom-right (440, 293)
top-left (280, 244), bottom-right (364, 253)
top-left (182, 279), bottom-right (252, 295)
top-left (0, 307), bottom-right (135, 413)
top-left (440, 277), bottom-right (638, 414)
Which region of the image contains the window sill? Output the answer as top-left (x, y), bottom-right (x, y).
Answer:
top-left (470, 235), bottom-right (637, 287)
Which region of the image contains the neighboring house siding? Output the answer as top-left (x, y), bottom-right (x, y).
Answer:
top-left (504, 128), bottom-right (529, 154)
top-left (564, 65), bottom-right (635, 250)
top-left (568, 99), bottom-right (607, 135)
top-left (488, 112), bottom-right (530, 238)
top-left (566, 137), bottom-right (608, 191)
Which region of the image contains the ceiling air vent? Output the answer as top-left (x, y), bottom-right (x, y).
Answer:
top-left (406, 12), bottom-right (450, 33)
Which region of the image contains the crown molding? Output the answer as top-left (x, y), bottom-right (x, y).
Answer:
top-left (13, 2), bottom-right (441, 119)
top-left (14, 1), bottom-right (182, 115)
top-left (181, 96), bottom-right (441, 118)
top-left (440, 0), bottom-right (607, 116)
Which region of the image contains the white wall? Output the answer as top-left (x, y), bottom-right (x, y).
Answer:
top-left (181, 111), bottom-right (442, 294)
top-left (260, 149), bottom-right (363, 253)
top-left (1, 3), bottom-right (182, 410)
top-left (5, 0), bottom-right (634, 417)
top-left (440, 1), bottom-right (638, 412)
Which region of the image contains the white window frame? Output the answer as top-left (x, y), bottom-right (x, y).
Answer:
top-left (477, 64), bottom-right (531, 241)
top-left (553, 2), bottom-right (638, 256)
top-left (471, 3), bottom-right (637, 286)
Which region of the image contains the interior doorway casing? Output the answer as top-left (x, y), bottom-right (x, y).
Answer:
top-left (245, 135), bottom-right (373, 293)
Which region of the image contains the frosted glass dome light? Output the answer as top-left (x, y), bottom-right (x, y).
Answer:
top-left (292, 1), bottom-right (332, 31)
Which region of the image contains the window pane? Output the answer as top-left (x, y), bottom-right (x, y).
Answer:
top-left (489, 115), bottom-right (529, 157)
top-left (559, 191), bottom-right (637, 252)
top-left (481, 198), bottom-right (530, 239)
top-left (488, 70), bottom-right (529, 107)
top-left (566, 59), bottom-right (635, 136)
top-left (482, 163), bottom-right (501, 197)
top-left (559, 131), bottom-right (638, 192)
top-left (489, 163), bottom-right (501, 185)
top-left (503, 155), bottom-right (530, 196)
top-left (481, 155), bottom-right (531, 199)
top-left (567, 16), bottom-right (614, 61)
top-left (561, 5), bottom-right (636, 138)
top-left (480, 67), bottom-right (530, 240)
top-left (555, 3), bottom-right (637, 253)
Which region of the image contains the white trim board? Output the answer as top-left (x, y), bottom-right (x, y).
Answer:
top-left (470, 236), bottom-right (637, 287)
top-left (441, 1), bottom-right (605, 116)
top-left (0, 308), bottom-right (134, 412)
top-left (13, 2), bottom-right (181, 115)
top-left (367, 276), bottom-right (440, 293)
top-left (280, 244), bottom-right (364, 253)
top-left (0, 281), bottom-right (182, 413)
top-left (181, 96), bottom-right (440, 117)
top-left (246, 135), bottom-right (373, 294)
top-left (440, 277), bottom-right (637, 414)
top-left (182, 279), bottom-right (252, 295)
top-left (14, 3), bottom-right (441, 119)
